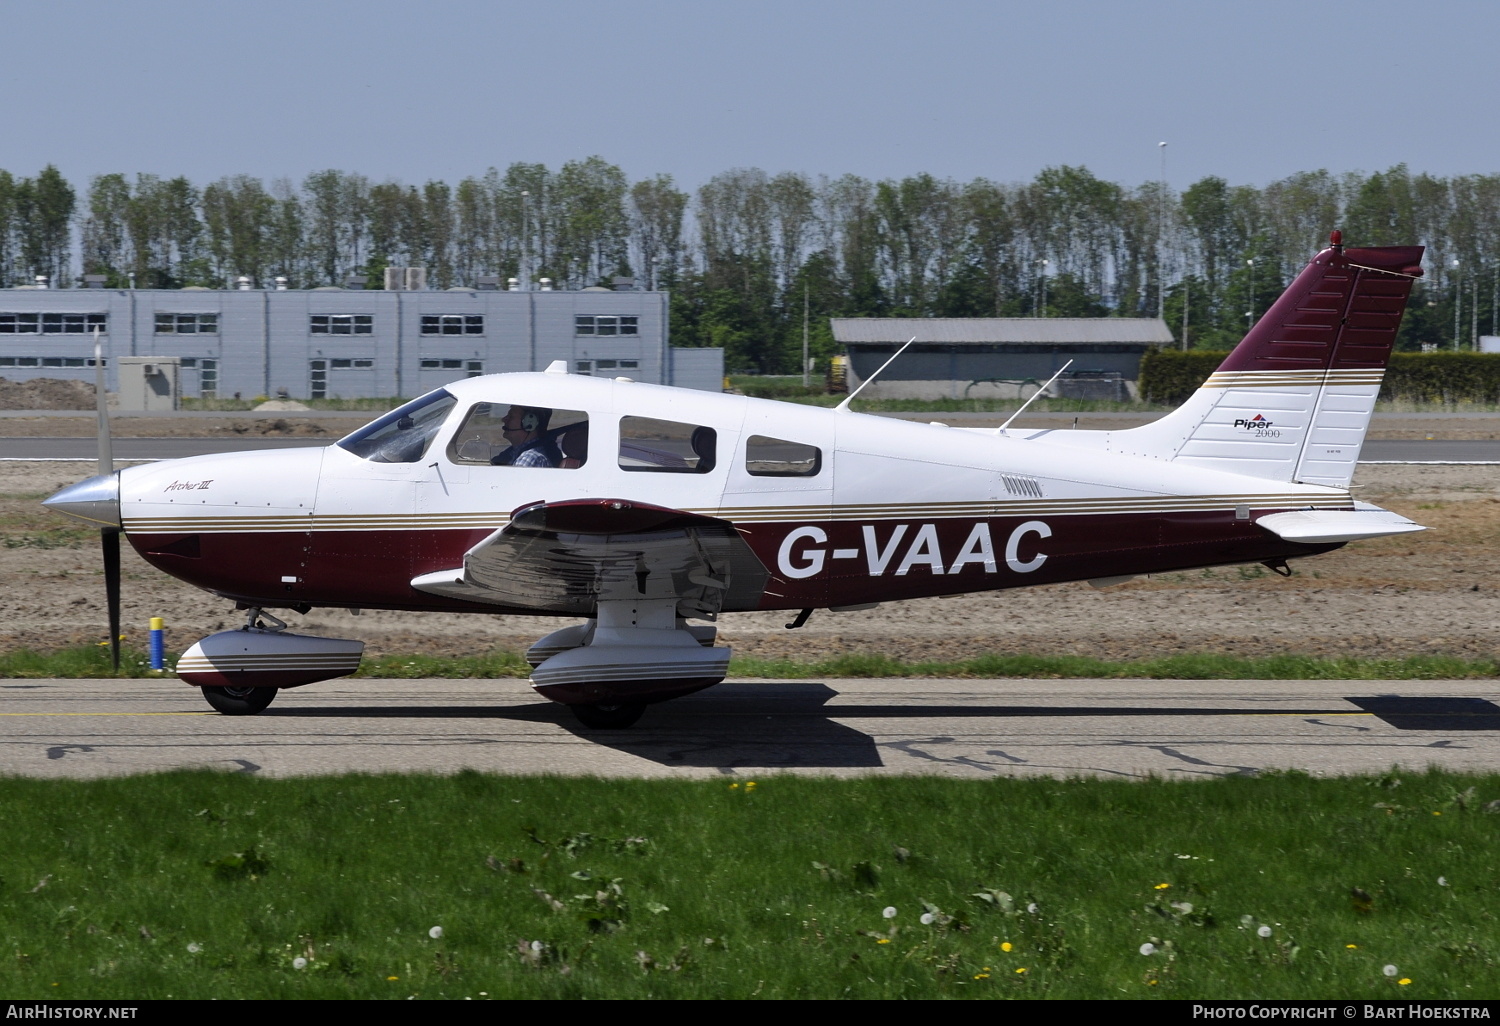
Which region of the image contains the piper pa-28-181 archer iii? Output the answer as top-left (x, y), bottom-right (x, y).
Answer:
top-left (45, 233), bottom-right (1428, 728)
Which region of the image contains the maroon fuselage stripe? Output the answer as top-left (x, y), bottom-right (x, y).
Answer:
top-left (131, 508), bottom-right (1340, 614)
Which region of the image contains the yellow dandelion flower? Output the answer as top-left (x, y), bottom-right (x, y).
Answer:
top-left (1399, 979), bottom-right (1412, 986)
top-left (1015, 967), bottom-right (1027, 975)
top-left (387, 976), bottom-right (399, 981)
top-left (1001, 942), bottom-right (1013, 952)
top-left (1433, 811), bottom-right (1441, 816)
top-left (876, 938), bottom-right (891, 944)
top-left (1154, 883), bottom-right (1170, 890)
top-left (1346, 944), bottom-right (1358, 949)
top-left (729, 783), bottom-right (739, 789)
top-left (1148, 979), bottom-right (1159, 986)
top-left (973, 973), bottom-right (989, 980)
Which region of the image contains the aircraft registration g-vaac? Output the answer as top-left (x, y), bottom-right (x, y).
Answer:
top-left (45, 233), bottom-right (1428, 728)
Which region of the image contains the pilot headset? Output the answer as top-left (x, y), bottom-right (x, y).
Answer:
top-left (520, 409), bottom-right (540, 433)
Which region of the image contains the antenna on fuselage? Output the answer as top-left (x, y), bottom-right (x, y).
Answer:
top-left (996, 359), bottom-right (1074, 435)
top-left (835, 336), bottom-right (917, 412)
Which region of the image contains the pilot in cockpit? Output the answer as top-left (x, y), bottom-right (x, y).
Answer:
top-left (492, 405), bottom-right (562, 467)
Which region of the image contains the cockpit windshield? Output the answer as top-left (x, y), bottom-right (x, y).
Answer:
top-left (337, 390), bottom-right (457, 463)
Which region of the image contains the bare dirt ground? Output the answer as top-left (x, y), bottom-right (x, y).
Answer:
top-left (2, 460), bottom-right (1496, 664)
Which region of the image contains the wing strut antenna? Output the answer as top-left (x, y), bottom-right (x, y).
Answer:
top-left (996, 359), bottom-right (1073, 435)
top-left (835, 336), bottom-right (917, 412)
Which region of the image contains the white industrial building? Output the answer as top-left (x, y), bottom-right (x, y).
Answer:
top-left (0, 278), bottom-right (722, 400)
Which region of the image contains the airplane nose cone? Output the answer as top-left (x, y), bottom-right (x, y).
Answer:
top-left (43, 474), bottom-right (121, 528)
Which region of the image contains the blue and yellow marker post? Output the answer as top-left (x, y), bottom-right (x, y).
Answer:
top-left (149, 617), bottom-right (165, 671)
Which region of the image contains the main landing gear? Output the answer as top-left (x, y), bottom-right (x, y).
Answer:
top-left (527, 599), bottom-right (731, 731)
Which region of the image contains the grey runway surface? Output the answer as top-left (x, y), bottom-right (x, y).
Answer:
top-left (4, 677), bottom-right (1498, 780)
top-left (6, 437), bottom-right (1500, 461)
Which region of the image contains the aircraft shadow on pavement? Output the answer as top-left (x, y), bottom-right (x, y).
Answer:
top-left (562, 683), bottom-right (882, 768)
top-left (1346, 696), bottom-right (1500, 731)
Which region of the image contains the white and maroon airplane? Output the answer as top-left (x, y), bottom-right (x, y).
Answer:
top-left (44, 233), bottom-right (1428, 728)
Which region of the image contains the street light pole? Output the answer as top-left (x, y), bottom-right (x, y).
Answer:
top-left (1158, 141), bottom-right (1167, 320)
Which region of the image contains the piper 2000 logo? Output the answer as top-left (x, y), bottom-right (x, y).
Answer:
top-left (1233, 414), bottom-right (1280, 438)
top-left (777, 521), bottom-right (1051, 580)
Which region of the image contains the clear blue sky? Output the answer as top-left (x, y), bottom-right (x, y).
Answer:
top-left (3, 0), bottom-right (1493, 192)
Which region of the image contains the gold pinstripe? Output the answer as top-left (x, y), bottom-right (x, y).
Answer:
top-left (125, 491), bottom-right (1352, 534)
top-left (1202, 369), bottom-right (1385, 388)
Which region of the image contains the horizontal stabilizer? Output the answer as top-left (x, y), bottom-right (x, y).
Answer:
top-left (1255, 505), bottom-right (1425, 544)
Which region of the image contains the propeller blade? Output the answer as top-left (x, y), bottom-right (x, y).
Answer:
top-left (103, 528), bottom-right (121, 671)
top-left (95, 328), bottom-right (120, 670)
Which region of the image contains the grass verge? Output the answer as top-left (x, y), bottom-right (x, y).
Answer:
top-left (4, 645), bottom-right (1499, 681)
top-left (1, 770), bottom-right (1497, 999)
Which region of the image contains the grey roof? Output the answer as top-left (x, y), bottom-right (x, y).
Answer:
top-left (831, 317), bottom-right (1174, 346)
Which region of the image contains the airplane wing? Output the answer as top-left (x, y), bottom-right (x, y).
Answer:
top-left (410, 498), bottom-right (770, 619)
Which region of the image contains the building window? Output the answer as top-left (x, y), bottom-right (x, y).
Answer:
top-left (310, 314), bottom-right (373, 335)
top-left (329, 359), bottom-right (374, 369)
top-left (575, 315), bottom-right (638, 337)
top-left (0, 313), bottom-right (107, 334)
top-left (420, 359), bottom-right (483, 377)
top-left (421, 315), bottom-right (483, 335)
top-left (575, 359), bottom-right (640, 376)
top-left (155, 313), bottom-right (218, 334)
top-left (0, 357), bottom-right (105, 368)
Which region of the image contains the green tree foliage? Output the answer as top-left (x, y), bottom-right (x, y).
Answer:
top-left (10, 161), bottom-right (1500, 365)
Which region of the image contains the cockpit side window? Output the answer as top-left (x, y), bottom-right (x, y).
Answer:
top-left (447, 403), bottom-right (589, 468)
top-left (618, 416), bottom-right (716, 473)
top-left (745, 434), bottom-right (821, 477)
top-left (337, 390), bottom-right (457, 463)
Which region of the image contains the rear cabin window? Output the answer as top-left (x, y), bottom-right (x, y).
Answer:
top-left (447, 403), bottom-right (589, 468)
top-left (745, 434), bottom-right (821, 477)
top-left (618, 417), bottom-right (716, 474)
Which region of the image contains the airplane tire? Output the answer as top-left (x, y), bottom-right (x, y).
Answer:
top-left (571, 702), bottom-right (646, 729)
top-left (201, 685), bottom-right (277, 715)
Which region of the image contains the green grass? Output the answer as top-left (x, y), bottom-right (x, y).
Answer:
top-left (6, 645), bottom-right (1500, 681)
top-left (1, 771), bottom-right (1497, 999)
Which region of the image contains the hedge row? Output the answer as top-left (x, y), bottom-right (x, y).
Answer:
top-left (1139, 349), bottom-right (1500, 406)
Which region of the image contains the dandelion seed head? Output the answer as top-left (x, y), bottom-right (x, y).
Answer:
top-left (1257, 925), bottom-right (1272, 938)
top-left (1384, 964), bottom-right (1399, 977)
top-left (882, 906), bottom-right (897, 919)
top-left (530, 941), bottom-right (544, 952)
top-left (919, 913), bottom-right (935, 925)
top-left (1139, 943), bottom-right (1157, 956)
top-left (186, 943), bottom-right (201, 954)
top-left (1026, 902), bottom-right (1039, 914)
top-left (1438, 876), bottom-right (1449, 887)
top-left (292, 957), bottom-right (307, 970)
top-left (429, 926), bottom-right (444, 940)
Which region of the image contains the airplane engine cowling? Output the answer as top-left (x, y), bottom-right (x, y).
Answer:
top-left (177, 628), bottom-right (364, 689)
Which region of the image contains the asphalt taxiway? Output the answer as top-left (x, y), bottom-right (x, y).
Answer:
top-left (3, 677), bottom-right (1497, 780)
